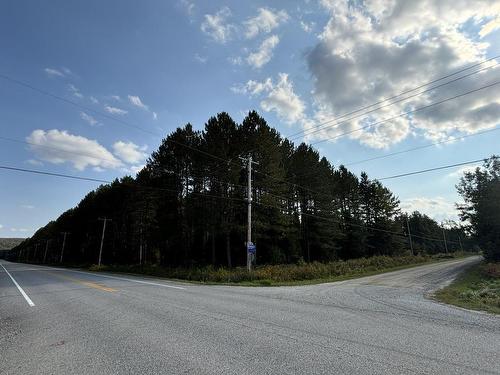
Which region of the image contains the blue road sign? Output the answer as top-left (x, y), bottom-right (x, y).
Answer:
top-left (247, 242), bottom-right (256, 254)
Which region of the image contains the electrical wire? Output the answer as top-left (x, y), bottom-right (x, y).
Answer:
top-left (310, 80), bottom-right (500, 146)
top-left (286, 55), bottom-right (499, 140)
top-left (377, 158), bottom-right (489, 181)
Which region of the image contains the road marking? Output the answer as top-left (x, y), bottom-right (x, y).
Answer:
top-left (46, 272), bottom-right (117, 292)
top-left (0, 263), bottom-right (35, 307)
top-left (45, 266), bottom-right (186, 290)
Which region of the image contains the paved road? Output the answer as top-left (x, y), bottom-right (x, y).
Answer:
top-left (1, 256), bottom-right (498, 374)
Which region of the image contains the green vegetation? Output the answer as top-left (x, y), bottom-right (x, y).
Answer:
top-left (435, 262), bottom-right (500, 314)
top-left (457, 156), bottom-right (500, 262)
top-left (89, 253), bottom-right (474, 286)
top-left (10, 111), bottom-right (473, 269)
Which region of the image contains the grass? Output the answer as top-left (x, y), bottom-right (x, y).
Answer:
top-left (434, 262), bottom-right (500, 314)
top-left (88, 252), bottom-right (476, 287)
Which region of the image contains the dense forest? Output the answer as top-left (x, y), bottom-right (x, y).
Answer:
top-left (457, 156), bottom-right (500, 262)
top-left (10, 111), bottom-right (474, 267)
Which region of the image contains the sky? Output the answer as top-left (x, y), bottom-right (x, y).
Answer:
top-left (0, 0), bottom-right (499, 237)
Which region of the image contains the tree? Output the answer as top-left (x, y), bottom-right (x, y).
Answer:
top-left (457, 156), bottom-right (500, 261)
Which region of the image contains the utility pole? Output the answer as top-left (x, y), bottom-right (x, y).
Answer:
top-left (240, 155), bottom-right (258, 272)
top-left (34, 243), bottom-right (39, 262)
top-left (442, 227), bottom-right (448, 254)
top-left (98, 218), bottom-right (111, 267)
top-left (139, 220), bottom-right (144, 266)
top-left (60, 232), bottom-right (70, 263)
top-left (406, 216), bottom-right (414, 255)
top-left (458, 235), bottom-right (464, 252)
top-left (43, 239), bottom-right (50, 263)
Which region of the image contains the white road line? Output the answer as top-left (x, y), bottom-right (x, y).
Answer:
top-left (45, 266), bottom-right (186, 290)
top-left (0, 263), bottom-right (35, 307)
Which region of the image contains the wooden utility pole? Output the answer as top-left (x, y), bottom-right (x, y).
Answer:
top-left (442, 228), bottom-right (448, 254)
top-left (98, 218), bottom-right (111, 266)
top-left (43, 239), bottom-right (51, 263)
top-left (34, 243), bottom-right (39, 262)
top-left (60, 232), bottom-right (70, 263)
top-left (406, 216), bottom-right (414, 255)
top-left (240, 155), bottom-right (258, 271)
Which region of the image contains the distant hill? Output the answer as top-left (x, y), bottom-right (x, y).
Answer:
top-left (0, 238), bottom-right (25, 250)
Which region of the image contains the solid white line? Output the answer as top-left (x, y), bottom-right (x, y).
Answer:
top-left (0, 263), bottom-right (35, 307)
top-left (45, 266), bottom-right (186, 290)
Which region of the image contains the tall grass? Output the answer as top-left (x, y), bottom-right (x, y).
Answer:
top-left (90, 253), bottom-right (475, 285)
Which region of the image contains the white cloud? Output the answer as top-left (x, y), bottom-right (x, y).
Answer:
top-left (105, 105), bottom-right (128, 115)
top-left (479, 16), bottom-right (500, 38)
top-left (128, 95), bottom-right (149, 111)
top-left (401, 196), bottom-right (458, 222)
top-left (90, 96), bottom-right (99, 104)
top-left (244, 7), bottom-right (289, 39)
top-left (26, 159), bottom-right (43, 166)
top-left (110, 95), bottom-right (121, 101)
top-left (261, 73), bottom-right (306, 124)
top-left (113, 141), bottom-right (147, 164)
top-left (20, 204), bottom-right (35, 209)
top-left (61, 67), bottom-right (72, 75)
top-left (0, 224), bottom-right (3, 229)
top-left (80, 111), bottom-right (99, 126)
top-left (231, 78), bottom-right (273, 96)
top-left (234, 73), bottom-right (306, 124)
top-left (127, 164), bottom-right (146, 175)
top-left (246, 35), bottom-right (280, 68)
top-left (180, 0), bottom-right (195, 17)
top-left (201, 7), bottom-right (236, 43)
top-left (44, 68), bottom-right (64, 77)
top-left (68, 84), bottom-right (83, 99)
top-left (10, 228), bottom-right (30, 233)
top-left (304, 0), bottom-right (500, 149)
top-left (447, 164), bottom-right (485, 178)
top-left (26, 129), bottom-right (123, 171)
top-left (300, 20), bottom-right (315, 33)
top-left (194, 53), bottom-right (208, 63)
top-left (152, 112), bottom-right (158, 120)
top-left (228, 56), bottom-right (243, 66)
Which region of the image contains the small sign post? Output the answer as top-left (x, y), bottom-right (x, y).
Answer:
top-left (247, 242), bottom-right (256, 270)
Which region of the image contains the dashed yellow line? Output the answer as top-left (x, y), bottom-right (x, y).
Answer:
top-left (45, 271), bottom-right (117, 292)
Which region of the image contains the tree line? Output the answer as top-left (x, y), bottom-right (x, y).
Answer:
top-left (9, 111), bottom-right (474, 267)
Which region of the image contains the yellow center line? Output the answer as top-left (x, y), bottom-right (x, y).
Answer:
top-left (45, 271), bottom-right (117, 292)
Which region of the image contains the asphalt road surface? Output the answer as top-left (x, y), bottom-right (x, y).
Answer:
top-left (1, 256), bottom-right (499, 375)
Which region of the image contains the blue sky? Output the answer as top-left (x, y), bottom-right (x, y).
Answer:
top-left (1, 0), bottom-right (499, 237)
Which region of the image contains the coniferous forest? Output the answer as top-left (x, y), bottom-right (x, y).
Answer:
top-left (11, 111), bottom-right (474, 267)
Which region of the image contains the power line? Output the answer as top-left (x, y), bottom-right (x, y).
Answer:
top-left (0, 73), bottom-right (329, 204)
top-left (310, 80), bottom-right (500, 146)
top-left (0, 164), bottom-right (247, 203)
top-left (0, 165), bottom-right (111, 183)
top-left (0, 73), bottom-right (243, 171)
top-left (294, 62), bottom-right (498, 141)
top-left (344, 125), bottom-right (500, 166)
top-left (291, 125), bottom-right (499, 180)
top-left (286, 55), bottom-right (499, 140)
top-left (1, 164), bottom-right (466, 245)
top-left (254, 200), bottom-right (460, 244)
top-left (377, 157), bottom-right (489, 181)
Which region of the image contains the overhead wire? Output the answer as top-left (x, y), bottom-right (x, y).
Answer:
top-left (1, 164), bottom-right (466, 245)
top-left (377, 157), bottom-right (490, 181)
top-left (344, 125), bottom-right (500, 166)
top-left (286, 55), bottom-right (499, 140)
top-left (310, 80), bottom-right (500, 146)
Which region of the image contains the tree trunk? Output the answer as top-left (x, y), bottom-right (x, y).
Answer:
top-left (226, 232), bottom-right (232, 268)
top-left (211, 229), bottom-right (216, 266)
